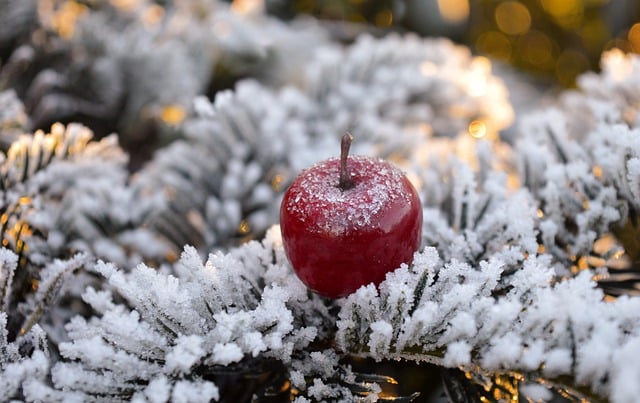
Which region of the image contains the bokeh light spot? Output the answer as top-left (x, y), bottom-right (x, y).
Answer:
top-left (495, 2), bottom-right (531, 36)
top-left (437, 0), bottom-right (470, 24)
top-left (629, 23), bottom-right (640, 52)
top-left (160, 105), bottom-right (186, 125)
top-left (468, 120), bottom-right (487, 139)
top-left (518, 30), bottom-right (555, 69)
top-left (541, 0), bottom-right (584, 28)
top-left (476, 31), bottom-right (512, 60)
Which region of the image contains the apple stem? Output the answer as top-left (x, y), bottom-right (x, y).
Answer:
top-left (339, 132), bottom-right (355, 191)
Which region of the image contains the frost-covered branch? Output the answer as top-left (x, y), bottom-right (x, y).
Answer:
top-left (133, 33), bottom-right (515, 256)
top-left (515, 50), bottom-right (640, 294)
top-left (0, 310), bottom-right (50, 401)
top-left (0, 121), bottom-right (141, 343)
top-left (32, 228), bottom-right (386, 401)
top-left (337, 246), bottom-right (640, 402)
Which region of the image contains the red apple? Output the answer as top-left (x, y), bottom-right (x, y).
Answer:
top-left (280, 134), bottom-right (422, 298)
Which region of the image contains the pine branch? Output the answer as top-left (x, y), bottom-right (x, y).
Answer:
top-left (0, 311), bottom-right (50, 401)
top-left (39, 228), bottom-right (357, 401)
top-left (337, 247), bottom-right (640, 402)
top-left (515, 50), bottom-right (640, 296)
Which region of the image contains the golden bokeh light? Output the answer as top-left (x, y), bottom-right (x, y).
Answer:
top-left (142, 5), bottom-right (165, 28)
top-left (275, 0), bottom-right (637, 87)
top-left (592, 165), bottom-right (603, 179)
top-left (237, 219), bottom-right (251, 235)
top-left (468, 120), bottom-right (487, 139)
top-left (271, 174), bottom-right (284, 191)
top-left (231, 0), bottom-right (264, 15)
top-left (111, 0), bottom-right (140, 12)
top-left (437, 0), bottom-right (470, 24)
top-left (540, 0), bottom-right (584, 28)
top-left (518, 30), bottom-right (554, 69)
top-left (495, 1), bottom-right (531, 35)
top-left (476, 31), bottom-right (512, 61)
top-left (580, 18), bottom-right (610, 53)
top-left (629, 23), bottom-right (640, 52)
top-left (160, 105), bottom-right (187, 125)
top-left (375, 9), bottom-right (393, 27)
top-left (39, 0), bottom-right (88, 39)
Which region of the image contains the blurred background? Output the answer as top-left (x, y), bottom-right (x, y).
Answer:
top-left (265, 0), bottom-right (640, 87)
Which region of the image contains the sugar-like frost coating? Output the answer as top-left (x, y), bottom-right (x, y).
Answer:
top-left (280, 155), bottom-right (423, 298)
top-left (283, 156), bottom-right (414, 236)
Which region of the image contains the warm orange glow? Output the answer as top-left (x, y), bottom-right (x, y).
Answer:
top-left (405, 170), bottom-right (423, 192)
top-left (540, 0), bottom-right (583, 28)
top-left (271, 174), bottom-right (284, 191)
top-left (45, 1), bottom-right (88, 39)
top-left (111, 0), bottom-right (139, 12)
top-left (437, 0), bottom-right (470, 24)
top-left (592, 165), bottom-right (603, 179)
top-left (495, 2), bottom-right (531, 36)
top-left (160, 105), bottom-right (186, 125)
top-left (238, 219), bottom-right (251, 235)
top-left (142, 5), bottom-right (165, 28)
top-left (231, 0), bottom-right (264, 15)
top-left (629, 23), bottom-right (640, 52)
top-left (468, 120), bottom-right (487, 139)
top-left (520, 31), bottom-right (554, 68)
top-left (467, 57), bottom-right (491, 97)
top-left (556, 49), bottom-right (590, 86)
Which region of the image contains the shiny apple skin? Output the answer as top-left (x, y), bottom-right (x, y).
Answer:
top-left (280, 155), bottom-right (422, 298)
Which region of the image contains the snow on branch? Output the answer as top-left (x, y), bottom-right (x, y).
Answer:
top-left (3, 9), bottom-right (640, 401)
top-left (0, 120), bottom-right (150, 347)
top-left (515, 51), bottom-right (640, 293)
top-left (337, 245), bottom-right (640, 402)
top-left (34, 228), bottom-right (380, 401)
top-left (302, 34), bottom-right (514, 144)
top-left (0, 249), bottom-right (50, 401)
top-left (133, 33), bottom-right (516, 257)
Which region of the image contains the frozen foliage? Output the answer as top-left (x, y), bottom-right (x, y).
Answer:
top-left (35, 228), bottom-right (382, 401)
top-left (415, 136), bottom-right (537, 267)
top-left (0, 250), bottom-right (50, 401)
top-left (2, 4), bottom-right (640, 401)
top-left (338, 248), bottom-right (640, 401)
top-left (0, 90), bottom-right (29, 148)
top-left (0, 121), bottom-right (142, 345)
top-left (515, 50), bottom-right (640, 293)
top-left (134, 34), bottom-right (514, 255)
top-left (131, 82), bottom-right (307, 253)
top-left (0, 0), bottom-right (327, 153)
top-left (302, 34), bottom-right (514, 143)
top-left (0, 122), bottom-right (138, 265)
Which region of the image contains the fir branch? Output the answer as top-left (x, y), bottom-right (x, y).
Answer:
top-left (337, 247), bottom-right (640, 402)
top-left (44, 227), bottom-right (343, 401)
top-left (0, 311), bottom-right (50, 401)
